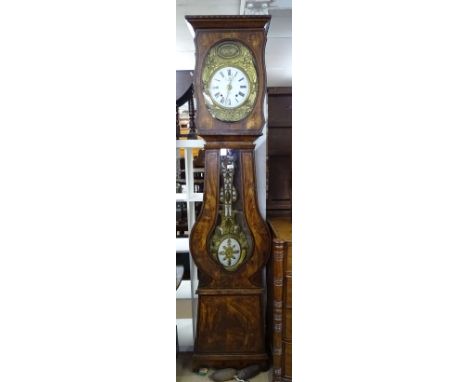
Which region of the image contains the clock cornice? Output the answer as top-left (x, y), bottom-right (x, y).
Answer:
top-left (185, 15), bottom-right (271, 31)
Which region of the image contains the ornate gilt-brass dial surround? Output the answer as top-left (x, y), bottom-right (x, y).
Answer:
top-left (202, 41), bottom-right (258, 122)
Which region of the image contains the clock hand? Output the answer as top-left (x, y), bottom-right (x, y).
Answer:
top-left (226, 88), bottom-right (231, 104)
top-left (225, 74), bottom-right (234, 105)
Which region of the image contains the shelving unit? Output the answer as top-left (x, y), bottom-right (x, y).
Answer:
top-left (176, 138), bottom-right (205, 351)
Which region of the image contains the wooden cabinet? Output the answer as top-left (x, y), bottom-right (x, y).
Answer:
top-left (267, 217), bottom-right (292, 382)
top-left (267, 87), bottom-right (292, 217)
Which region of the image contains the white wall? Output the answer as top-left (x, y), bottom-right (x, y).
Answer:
top-left (254, 96), bottom-right (268, 219)
top-left (255, 130), bottom-right (267, 220)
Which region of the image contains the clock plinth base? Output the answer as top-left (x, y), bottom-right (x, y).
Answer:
top-left (192, 291), bottom-right (269, 371)
top-left (192, 352), bottom-right (269, 371)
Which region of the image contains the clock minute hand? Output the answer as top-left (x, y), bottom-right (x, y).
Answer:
top-left (225, 73), bottom-right (235, 105)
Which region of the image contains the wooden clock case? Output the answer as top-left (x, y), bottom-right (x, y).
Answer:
top-left (186, 15), bottom-right (272, 370)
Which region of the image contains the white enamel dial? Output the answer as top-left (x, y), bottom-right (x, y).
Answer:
top-left (208, 66), bottom-right (250, 109)
top-left (217, 237), bottom-right (241, 268)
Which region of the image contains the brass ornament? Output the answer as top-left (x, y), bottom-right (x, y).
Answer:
top-left (209, 152), bottom-right (251, 271)
top-left (202, 41), bottom-right (258, 122)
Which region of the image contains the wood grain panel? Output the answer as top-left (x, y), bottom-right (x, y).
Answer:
top-left (285, 245), bottom-right (292, 273)
top-left (283, 309), bottom-right (292, 341)
top-left (284, 276), bottom-right (292, 309)
top-left (268, 129), bottom-right (292, 156)
top-left (283, 341), bottom-right (292, 379)
top-left (268, 93), bottom-right (292, 127)
top-left (267, 87), bottom-right (291, 218)
top-left (241, 150), bottom-right (272, 283)
top-left (267, 155), bottom-right (292, 213)
top-left (196, 294), bottom-right (264, 354)
top-left (189, 149), bottom-right (219, 286)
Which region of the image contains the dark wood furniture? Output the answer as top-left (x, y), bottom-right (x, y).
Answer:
top-left (267, 217), bottom-right (292, 381)
top-left (176, 70), bottom-right (197, 138)
top-left (186, 15), bottom-right (272, 370)
top-left (267, 87), bottom-right (292, 217)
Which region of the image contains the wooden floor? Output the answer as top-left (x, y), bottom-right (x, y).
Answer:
top-left (176, 352), bottom-right (271, 382)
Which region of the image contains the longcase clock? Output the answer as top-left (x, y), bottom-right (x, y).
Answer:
top-left (186, 15), bottom-right (272, 370)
